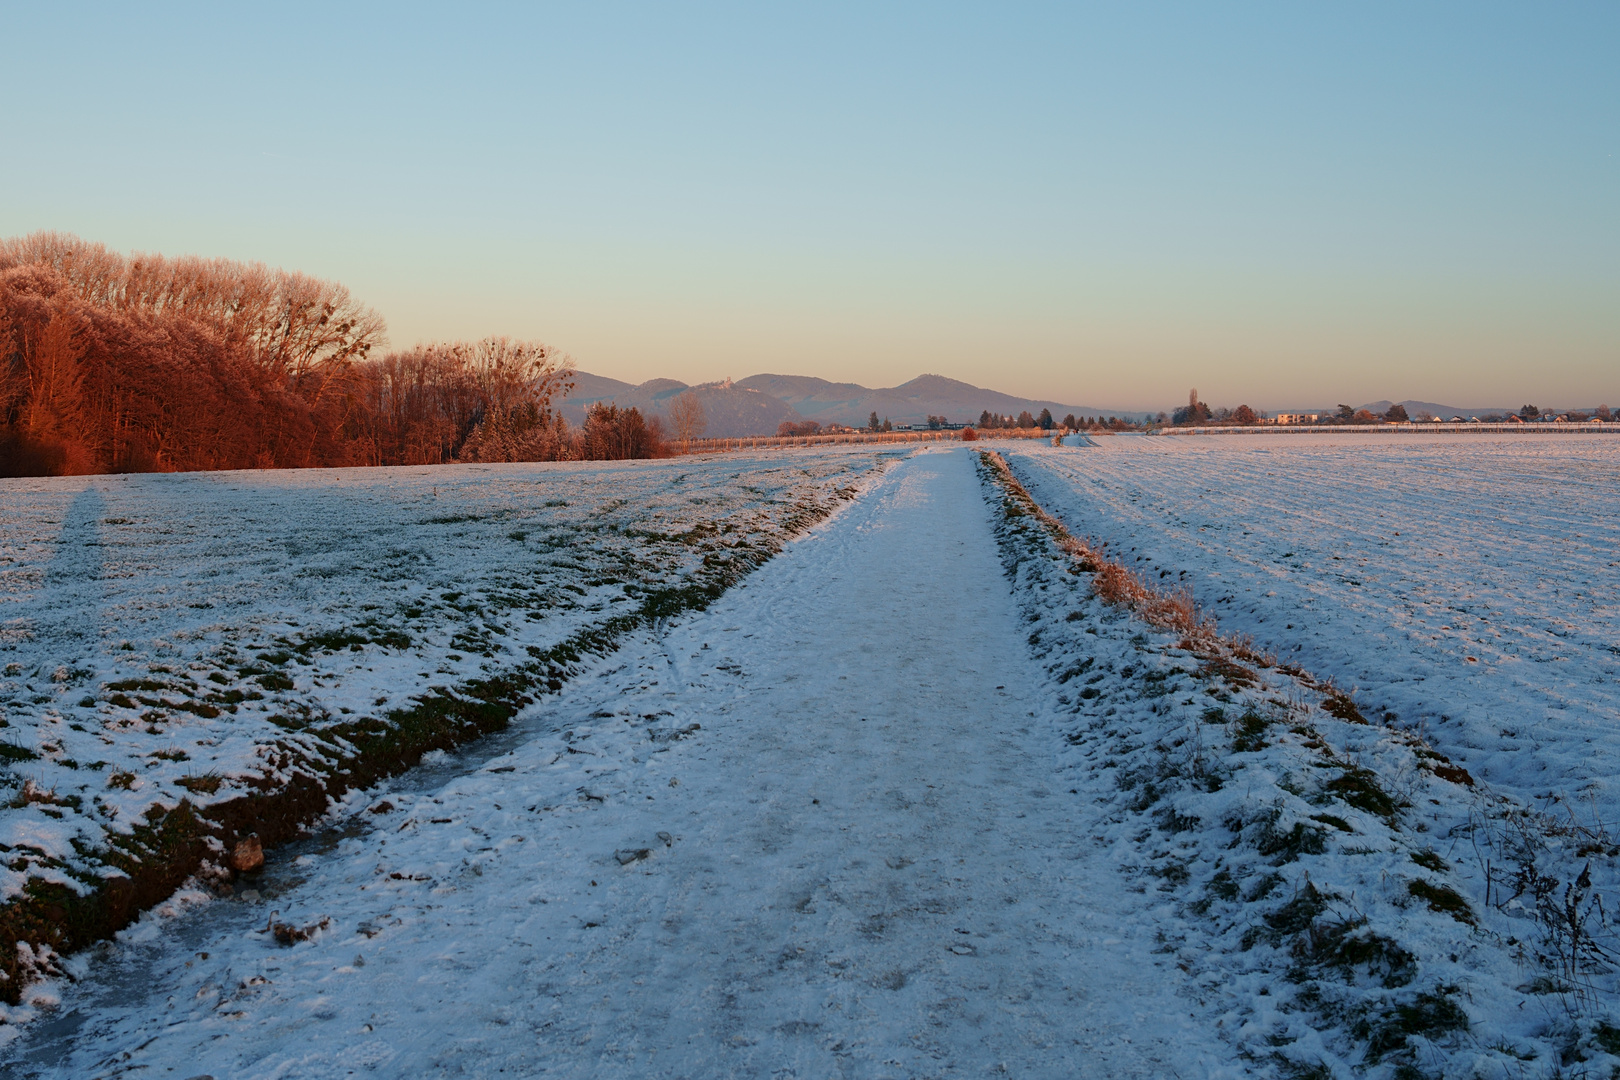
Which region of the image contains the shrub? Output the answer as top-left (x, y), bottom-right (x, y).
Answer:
top-left (776, 420), bottom-right (821, 437)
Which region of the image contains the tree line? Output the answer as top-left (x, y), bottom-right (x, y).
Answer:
top-left (0, 233), bottom-right (672, 477)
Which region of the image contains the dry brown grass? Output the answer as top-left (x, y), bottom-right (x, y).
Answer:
top-left (982, 450), bottom-right (1220, 642)
top-left (982, 449), bottom-right (1484, 800)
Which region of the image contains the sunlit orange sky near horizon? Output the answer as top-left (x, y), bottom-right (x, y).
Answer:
top-left (2, 3), bottom-right (1614, 412)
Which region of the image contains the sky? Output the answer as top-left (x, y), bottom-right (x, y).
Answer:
top-left (1, 3), bottom-right (1614, 412)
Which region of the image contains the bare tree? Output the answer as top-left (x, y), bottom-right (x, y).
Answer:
top-left (0, 232), bottom-right (594, 474)
top-left (668, 391), bottom-right (706, 451)
top-left (454, 338), bottom-right (575, 462)
top-left (0, 231), bottom-right (388, 407)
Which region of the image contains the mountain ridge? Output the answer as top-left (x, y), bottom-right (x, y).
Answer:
top-left (561, 371), bottom-right (1137, 436)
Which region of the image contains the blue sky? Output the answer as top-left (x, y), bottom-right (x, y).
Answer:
top-left (2, 3), bottom-right (1614, 410)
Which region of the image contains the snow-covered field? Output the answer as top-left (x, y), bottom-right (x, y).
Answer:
top-left (2, 449), bottom-right (1234, 1078)
top-left (1005, 433), bottom-right (1620, 819)
top-left (0, 452), bottom-right (885, 982)
top-left (1002, 433), bottom-right (1620, 1074)
top-left (5, 436), bottom-right (1620, 1077)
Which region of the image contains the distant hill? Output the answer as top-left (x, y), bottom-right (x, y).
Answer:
top-left (1357, 399), bottom-right (1512, 419)
top-left (1358, 399), bottom-right (1619, 418)
top-left (735, 373), bottom-right (1130, 429)
top-left (733, 375), bottom-right (872, 420)
top-left (558, 375), bottom-right (799, 438)
top-left (561, 371), bottom-right (1130, 437)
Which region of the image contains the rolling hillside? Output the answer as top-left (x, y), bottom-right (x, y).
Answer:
top-left (561, 371), bottom-right (1132, 436)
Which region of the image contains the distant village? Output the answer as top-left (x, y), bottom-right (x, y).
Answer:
top-left (776, 395), bottom-right (1617, 439)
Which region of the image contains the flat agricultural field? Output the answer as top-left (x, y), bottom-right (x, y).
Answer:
top-left (1008, 432), bottom-right (1620, 816)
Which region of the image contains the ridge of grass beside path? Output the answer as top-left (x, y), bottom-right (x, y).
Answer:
top-left (980, 449), bottom-right (1620, 1077)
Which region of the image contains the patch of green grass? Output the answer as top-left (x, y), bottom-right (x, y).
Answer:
top-left (1407, 879), bottom-right (1473, 924)
top-left (1265, 882), bottom-right (1329, 936)
top-left (1356, 989), bottom-right (1468, 1062)
top-left (295, 627), bottom-right (410, 655)
top-left (1324, 768), bottom-right (1399, 820)
top-left (1256, 821), bottom-right (1327, 863)
top-left (0, 743), bottom-right (40, 763)
top-left (1190, 867), bottom-right (1240, 914)
top-left (1310, 813), bottom-right (1354, 833)
top-left (1233, 710), bottom-right (1272, 752)
top-left (1410, 849), bottom-right (1448, 872)
top-left (1298, 917), bottom-right (1417, 988)
top-left (1055, 658), bottom-right (1095, 684)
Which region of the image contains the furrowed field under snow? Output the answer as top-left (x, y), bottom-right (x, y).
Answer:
top-left (1005, 432), bottom-right (1620, 1073)
top-left (1007, 433), bottom-right (1620, 820)
top-left (0, 451), bottom-right (887, 999)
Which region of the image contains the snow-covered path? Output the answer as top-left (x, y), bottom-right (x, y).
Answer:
top-left (6, 448), bottom-right (1224, 1079)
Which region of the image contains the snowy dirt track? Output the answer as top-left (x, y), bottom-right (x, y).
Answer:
top-left (4, 449), bottom-right (1228, 1078)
